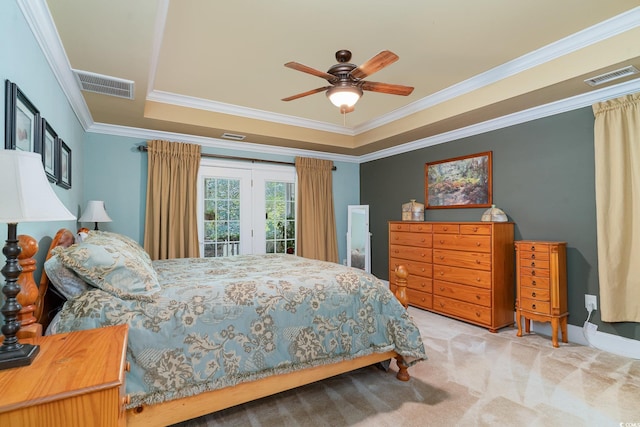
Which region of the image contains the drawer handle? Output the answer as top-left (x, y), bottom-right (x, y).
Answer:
top-left (439, 287), bottom-right (445, 291)
top-left (476, 242), bottom-right (481, 246)
top-left (531, 270), bottom-right (536, 276)
top-left (531, 262), bottom-right (535, 267)
top-left (397, 225), bottom-right (402, 229)
top-left (473, 227), bottom-right (478, 232)
top-left (531, 292), bottom-right (536, 298)
top-left (475, 311), bottom-right (481, 317)
top-left (421, 268), bottom-right (425, 272)
top-left (531, 246), bottom-right (536, 251)
top-left (421, 297), bottom-right (425, 302)
top-left (421, 238), bottom-right (425, 242)
top-left (443, 227), bottom-right (448, 231)
top-left (439, 302), bottom-right (445, 307)
top-left (532, 304), bottom-right (537, 310)
top-left (440, 271), bottom-right (444, 276)
top-left (476, 277), bottom-right (481, 282)
top-left (475, 295), bottom-right (481, 300)
top-left (531, 254), bottom-right (536, 260)
top-left (395, 249), bottom-right (399, 254)
top-left (421, 253), bottom-right (425, 257)
top-left (439, 240), bottom-right (444, 244)
top-left (421, 283), bottom-right (426, 288)
top-left (394, 236), bottom-right (399, 240)
top-left (439, 255), bottom-right (444, 260)
top-left (418, 226), bottom-right (423, 230)
top-left (476, 259), bottom-right (481, 264)
top-left (532, 280), bottom-right (537, 286)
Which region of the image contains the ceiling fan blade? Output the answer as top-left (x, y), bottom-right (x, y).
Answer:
top-left (361, 81), bottom-right (414, 96)
top-left (350, 50), bottom-right (399, 80)
top-left (284, 62), bottom-right (336, 81)
top-left (282, 86), bottom-right (331, 102)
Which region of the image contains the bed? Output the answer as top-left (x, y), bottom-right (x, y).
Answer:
top-left (35, 228), bottom-right (426, 426)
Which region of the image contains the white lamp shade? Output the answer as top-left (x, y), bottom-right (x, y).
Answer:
top-left (327, 86), bottom-right (362, 108)
top-left (0, 150), bottom-right (76, 223)
top-left (78, 200), bottom-right (112, 223)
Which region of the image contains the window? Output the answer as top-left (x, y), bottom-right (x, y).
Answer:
top-left (198, 160), bottom-right (296, 257)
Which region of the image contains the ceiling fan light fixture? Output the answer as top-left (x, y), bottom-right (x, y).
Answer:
top-left (327, 85), bottom-right (362, 108)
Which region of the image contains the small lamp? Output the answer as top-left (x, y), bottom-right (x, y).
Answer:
top-left (78, 200), bottom-right (112, 230)
top-left (0, 150), bottom-right (76, 370)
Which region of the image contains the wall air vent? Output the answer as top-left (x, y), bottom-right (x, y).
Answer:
top-left (584, 65), bottom-right (639, 87)
top-left (221, 133), bottom-right (246, 141)
top-left (72, 69), bottom-right (134, 99)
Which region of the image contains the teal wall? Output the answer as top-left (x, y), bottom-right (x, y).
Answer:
top-left (0, 0), bottom-right (83, 269)
top-left (83, 133), bottom-right (360, 263)
top-left (361, 107), bottom-right (639, 341)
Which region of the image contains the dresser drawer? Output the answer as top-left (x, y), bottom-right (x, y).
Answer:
top-left (389, 231), bottom-right (432, 247)
top-left (389, 272), bottom-right (433, 293)
top-left (520, 285), bottom-right (550, 301)
top-left (460, 224), bottom-right (492, 235)
top-left (432, 223), bottom-right (459, 234)
top-left (519, 258), bottom-right (550, 270)
top-left (433, 249), bottom-right (491, 271)
top-left (520, 267), bottom-right (550, 278)
top-left (407, 288), bottom-right (432, 309)
top-left (409, 223), bottom-right (432, 233)
top-left (390, 244), bottom-right (432, 262)
top-left (433, 295), bottom-right (491, 325)
top-left (518, 250), bottom-right (550, 261)
top-left (433, 265), bottom-right (492, 289)
top-left (520, 297), bottom-right (550, 314)
top-left (434, 280), bottom-right (491, 307)
top-left (389, 257), bottom-right (432, 278)
top-left (389, 222), bottom-right (410, 232)
top-left (519, 275), bottom-right (549, 289)
top-left (433, 234), bottom-right (492, 253)
top-left (521, 243), bottom-right (551, 254)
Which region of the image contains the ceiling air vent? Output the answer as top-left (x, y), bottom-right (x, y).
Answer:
top-left (73, 69), bottom-right (134, 99)
top-left (221, 133), bottom-right (246, 141)
top-left (584, 65), bottom-right (639, 87)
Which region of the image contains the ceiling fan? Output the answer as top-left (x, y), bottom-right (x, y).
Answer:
top-left (282, 49), bottom-right (414, 113)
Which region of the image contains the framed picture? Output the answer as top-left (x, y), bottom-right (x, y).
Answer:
top-left (57, 139), bottom-right (72, 189)
top-left (42, 119), bottom-right (58, 183)
top-left (4, 80), bottom-right (41, 152)
top-left (425, 151), bottom-right (492, 209)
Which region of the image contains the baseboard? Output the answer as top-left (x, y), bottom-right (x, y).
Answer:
top-left (530, 320), bottom-right (640, 360)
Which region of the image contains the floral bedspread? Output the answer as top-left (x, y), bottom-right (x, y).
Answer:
top-left (53, 254), bottom-right (427, 408)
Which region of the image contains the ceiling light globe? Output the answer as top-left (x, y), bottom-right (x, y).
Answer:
top-left (327, 86), bottom-right (362, 108)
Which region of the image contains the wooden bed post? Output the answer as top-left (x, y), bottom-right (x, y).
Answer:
top-left (394, 264), bottom-right (409, 309)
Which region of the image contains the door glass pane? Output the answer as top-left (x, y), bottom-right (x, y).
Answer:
top-left (265, 181), bottom-right (295, 254)
top-left (204, 177), bottom-right (241, 257)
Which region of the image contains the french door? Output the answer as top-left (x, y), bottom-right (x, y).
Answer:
top-left (197, 160), bottom-right (296, 257)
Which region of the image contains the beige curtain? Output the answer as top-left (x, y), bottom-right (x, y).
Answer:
top-left (593, 93), bottom-right (640, 323)
top-left (144, 140), bottom-right (201, 260)
top-left (295, 157), bottom-right (338, 263)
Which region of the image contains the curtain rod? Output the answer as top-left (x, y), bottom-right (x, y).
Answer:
top-left (137, 145), bottom-right (337, 170)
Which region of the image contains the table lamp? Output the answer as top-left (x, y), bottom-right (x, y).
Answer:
top-left (78, 200), bottom-right (112, 230)
top-left (0, 150), bottom-right (76, 370)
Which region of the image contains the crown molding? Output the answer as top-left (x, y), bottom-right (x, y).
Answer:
top-left (18, 0), bottom-right (93, 130)
top-left (87, 122), bottom-right (360, 164)
top-left (146, 90), bottom-right (355, 136)
top-left (359, 77), bottom-right (640, 163)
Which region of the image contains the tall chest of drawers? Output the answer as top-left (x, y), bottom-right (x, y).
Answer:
top-left (515, 240), bottom-right (568, 347)
top-left (389, 221), bottom-right (514, 332)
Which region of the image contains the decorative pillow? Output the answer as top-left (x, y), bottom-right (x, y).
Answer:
top-left (44, 252), bottom-right (91, 299)
top-left (55, 231), bottom-right (160, 301)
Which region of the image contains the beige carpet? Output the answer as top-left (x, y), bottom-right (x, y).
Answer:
top-left (174, 307), bottom-right (640, 426)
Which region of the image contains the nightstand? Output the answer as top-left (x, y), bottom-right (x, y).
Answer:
top-left (515, 241), bottom-right (568, 347)
top-left (0, 324), bottom-right (129, 427)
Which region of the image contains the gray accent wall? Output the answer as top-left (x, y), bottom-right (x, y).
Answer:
top-left (361, 107), bottom-right (639, 340)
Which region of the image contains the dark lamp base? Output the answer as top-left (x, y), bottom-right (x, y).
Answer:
top-left (0, 343), bottom-right (40, 370)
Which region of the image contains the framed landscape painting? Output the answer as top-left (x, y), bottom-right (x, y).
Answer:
top-left (425, 151), bottom-right (492, 209)
top-left (4, 80), bottom-right (41, 153)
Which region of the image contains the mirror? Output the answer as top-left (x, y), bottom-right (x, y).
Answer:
top-left (347, 205), bottom-right (370, 273)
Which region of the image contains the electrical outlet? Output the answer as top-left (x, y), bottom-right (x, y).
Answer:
top-left (585, 294), bottom-right (597, 311)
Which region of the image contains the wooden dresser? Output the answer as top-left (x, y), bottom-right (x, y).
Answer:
top-left (515, 240), bottom-right (568, 347)
top-left (389, 221), bottom-right (514, 332)
top-left (0, 324), bottom-right (129, 427)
